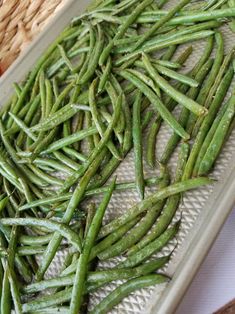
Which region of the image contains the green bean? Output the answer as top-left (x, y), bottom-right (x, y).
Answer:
top-left (115, 21), bottom-right (217, 55)
top-left (4, 209), bottom-right (21, 313)
top-left (0, 231), bottom-right (32, 284)
top-left (84, 110), bottom-right (95, 153)
top-left (58, 248), bottom-right (79, 279)
top-left (27, 164), bottom-right (63, 186)
top-left (80, 25), bottom-right (105, 84)
top-left (136, 8), bottom-right (235, 24)
top-left (152, 59), bottom-right (180, 69)
top-left (160, 59), bottom-right (214, 165)
top-left (52, 77), bottom-right (59, 99)
top-left (129, 143), bottom-right (189, 256)
top-left (88, 156), bottom-right (119, 190)
top-left (113, 84), bottom-right (131, 148)
top-left (127, 68), bottom-right (161, 97)
top-left (228, 0), bottom-right (235, 33)
top-left (75, 80), bottom-right (134, 106)
top-left (105, 78), bottom-right (126, 134)
top-left (21, 259), bottom-right (148, 313)
top-left (84, 203), bottom-right (96, 238)
top-left (183, 66), bottom-right (234, 180)
top-left (0, 150), bottom-right (19, 181)
top-left (186, 32), bottom-right (224, 133)
top-left (1, 266), bottom-right (12, 314)
top-left (7, 268), bottom-right (22, 314)
top-left (39, 70), bottom-right (47, 120)
top-left (60, 93), bottom-right (122, 193)
top-left (132, 0), bottom-right (191, 51)
top-left (88, 217), bottom-right (141, 262)
top-left (58, 44), bottom-right (74, 72)
top-left (19, 176), bottom-right (161, 212)
top-left (90, 274), bottom-right (169, 314)
top-left (22, 287), bottom-right (72, 312)
top-left (9, 25), bottom-right (76, 122)
top-left (62, 147), bottom-right (87, 162)
top-left (99, 177), bottom-right (211, 239)
top-left (161, 39), bottom-right (213, 137)
top-left (116, 30), bottom-right (214, 66)
top-left (201, 0), bottom-right (218, 9)
top-left (0, 251), bottom-right (11, 314)
top-left (0, 195), bottom-right (9, 213)
top-left (142, 110), bottom-right (154, 130)
top-left (100, 108), bottom-right (124, 144)
top-left (32, 128), bottom-right (58, 157)
top-left (19, 178), bottom-right (34, 206)
top-left (113, 0), bottom-right (139, 15)
top-left (120, 70), bottom-right (190, 140)
top-left (154, 64), bottom-right (198, 87)
top-left (192, 46), bottom-right (234, 137)
top-left (89, 79), bottom-right (121, 159)
top-left (119, 221), bottom-right (180, 269)
top-left (37, 126), bottom-right (97, 154)
top-left (71, 105), bottom-right (84, 150)
top-left (50, 80), bottom-right (75, 113)
top-left (146, 117), bottom-right (161, 168)
top-left (28, 308), bottom-right (70, 314)
top-left (19, 234), bottom-right (52, 246)
top-left (31, 163), bottom-right (54, 173)
top-left (190, 36), bottom-right (214, 77)
top-left (17, 246), bottom-right (52, 256)
top-left (4, 97), bottom-right (38, 137)
top-left (98, 57), bottom-right (112, 93)
top-left (90, 12), bottom-right (120, 24)
top-left (142, 53), bottom-right (206, 116)
top-left (99, 0), bottom-right (154, 65)
top-left (31, 104), bottom-right (88, 133)
top-left (70, 178), bottom-right (115, 313)
top-left (0, 259), bottom-right (3, 300)
top-left (194, 100), bottom-right (231, 176)
top-left (76, 24), bottom-right (95, 80)
top-left (24, 273), bottom-right (167, 312)
top-left (0, 122), bottom-right (50, 186)
top-left (134, 59), bottom-right (180, 71)
top-left (1, 218), bottom-right (81, 252)
top-left (98, 169), bottom-right (169, 260)
top-left (90, 255), bottom-right (170, 285)
top-left (161, 45), bottom-right (177, 61)
top-left (53, 151), bottom-right (80, 171)
top-left (63, 119), bottom-right (71, 140)
top-left (45, 79), bottom-right (53, 118)
top-left (8, 112), bottom-right (37, 141)
top-left (24, 254), bottom-right (169, 293)
top-left (132, 91), bottom-right (145, 199)
top-left (35, 148), bottom-right (108, 280)
top-left (210, 0), bottom-right (228, 10)
top-left (33, 157), bottom-right (75, 175)
top-left (198, 94), bottom-right (235, 175)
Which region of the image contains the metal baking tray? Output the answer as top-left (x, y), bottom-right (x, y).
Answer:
top-left (0, 1), bottom-right (235, 313)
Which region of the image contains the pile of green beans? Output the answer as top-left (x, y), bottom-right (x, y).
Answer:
top-left (0, 0), bottom-right (234, 313)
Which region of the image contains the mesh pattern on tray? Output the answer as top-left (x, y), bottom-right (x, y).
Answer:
top-left (33, 2), bottom-right (235, 313)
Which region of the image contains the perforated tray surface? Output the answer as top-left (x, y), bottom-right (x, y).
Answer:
top-left (0, 1), bottom-right (235, 313)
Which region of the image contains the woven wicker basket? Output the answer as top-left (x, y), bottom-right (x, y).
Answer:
top-left (0, 0), bottom-right (68, 75)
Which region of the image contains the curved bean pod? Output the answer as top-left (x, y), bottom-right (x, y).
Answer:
top-left (90, 274), bottom-right (169, 314)
top-left (1, 218), bottom-right (81, 252)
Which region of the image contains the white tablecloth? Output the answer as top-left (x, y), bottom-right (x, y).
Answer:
top-left (176, 207), bottom-right (235, 314)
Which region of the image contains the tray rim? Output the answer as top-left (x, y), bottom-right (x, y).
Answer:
top-left (0, 1), bottom-right (234, 313)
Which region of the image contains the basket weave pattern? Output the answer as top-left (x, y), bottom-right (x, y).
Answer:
top-left (0, 0), bottom-right (68, 75)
